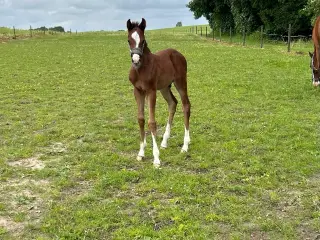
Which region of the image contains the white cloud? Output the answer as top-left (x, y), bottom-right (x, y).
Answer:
top-left (0, 0), bottom-right (208, 31)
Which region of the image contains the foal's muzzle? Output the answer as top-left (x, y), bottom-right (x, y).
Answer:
top-left (311, 66), bottom-right (320, 86)
top-left (130, 48), bottom-right (143, 68)
top-left (129, 40), bottom-right (146, 67)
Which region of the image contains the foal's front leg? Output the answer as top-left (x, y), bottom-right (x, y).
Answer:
top-left (134, 88), bottom-right (146, 161)
top-left (148, 90), bottom-right (161, 167)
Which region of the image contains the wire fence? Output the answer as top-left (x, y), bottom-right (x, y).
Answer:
top-left (0, 26), bottom-right (77, 42)
top-left (187, 24), bottom-right (312, 52)
top-left (1, 24), bottom-right (313, 53)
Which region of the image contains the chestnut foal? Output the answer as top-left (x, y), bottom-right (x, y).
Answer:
top-left (127, 18), bottom-right (191, 167)
top-left (310, 16), bottom-right (320, 87)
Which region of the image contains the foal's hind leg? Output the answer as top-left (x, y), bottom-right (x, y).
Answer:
top-left (174, 81), bottom-right (191, 153)
top-left (160, 87), bottom-right (178, 148)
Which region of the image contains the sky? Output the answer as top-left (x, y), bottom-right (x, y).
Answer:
top-left (0, 0), bottom-right (208, 31)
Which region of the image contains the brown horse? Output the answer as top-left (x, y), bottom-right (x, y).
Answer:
top-left (126, 18), bottom-right (191, 167)
top-left (309, 16), bottom-right (320, 87)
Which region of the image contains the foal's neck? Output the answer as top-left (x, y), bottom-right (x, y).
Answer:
top-left (143, 42), bottom-right (151, 56)
top-left (140, 44), bottom-right (152, 67)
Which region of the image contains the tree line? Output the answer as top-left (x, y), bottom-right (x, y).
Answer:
top-left (34, 26), bottom-right (65, 32)
top-left (187, 0), bottom-right (320, 35)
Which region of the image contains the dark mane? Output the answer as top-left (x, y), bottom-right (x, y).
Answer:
top-left (131, 22), bottom-right (140, 29)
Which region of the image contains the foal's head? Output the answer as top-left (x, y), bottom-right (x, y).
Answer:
top-left (127, 18), bottom-right (147, 69)
top-left (309, 51), bottom-right (320, 86)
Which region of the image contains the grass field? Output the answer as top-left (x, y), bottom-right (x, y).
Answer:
top-left (0, 27), bottom-right (320, 239)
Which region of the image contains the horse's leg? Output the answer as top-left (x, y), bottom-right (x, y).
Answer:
top-left (148, 90), bottom-right (161, 167)
top-left (160, 87), bottom-right (178, 148)
top-left (134, 87), bottom-right (146, 161)
top-left (174, 79), bottom-right (191, 153)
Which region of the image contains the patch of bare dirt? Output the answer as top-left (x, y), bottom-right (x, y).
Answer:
top-left (7, 155), bottom-right (45, 170)
top-left (64, 180), bottom-right (93, 196)
top-left (6, 178), bottom-right (50, 188)
top-left (46, 142), bottom-right (67, 154)
top-left (297, 222), bottom-right (320, 240)
top-left (250, 231), bottom-right (269, 240)
top-left (0, 176), bottom-right (51, 237)
top-left (0, 216), bottom-right (24, 233)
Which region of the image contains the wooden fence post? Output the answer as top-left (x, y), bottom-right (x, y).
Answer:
top-left (260, 25), bottom-right (264, 48)
top-left (13, 26), bottom-right (16, 39)
top-left (230, 27), bottom-right (232, 43)
top-left (242, 26), bottom-right (246, 46)
top-left (219, 27), bottom-right (222, 41)
top-left (201, 26), bottom-right (202, 36)
top-left (212, 26), bottom-right (214, 40)
top-left (29, 25), bottom-right (32, 37)
top-left (287, 23), bottom-right (291, 52)
top-left (206, 26), bottom-right (207, 37)
top-left (70, 28), bottom-right (72, 35)
top-left (196, 26), bottom-right (197, 34)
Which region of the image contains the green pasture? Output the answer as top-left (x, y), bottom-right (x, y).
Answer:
top-left (0, 27), bottom-right (319, 239)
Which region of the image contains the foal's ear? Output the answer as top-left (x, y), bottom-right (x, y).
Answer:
top-left (309, 51), bottom-right (313, 58)
top-left (139, 18), bottom-right (146, 31)
top-left (127, 19), bottom-right (133, 31)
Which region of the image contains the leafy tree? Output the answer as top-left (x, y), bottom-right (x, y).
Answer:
top-left (187, 0), bottom-right (234, 31)
top-left (254, 0), bottom-right (310, 34)
top-left (230, 0), bottom-right (262, 33)
top-left (303, 0), bottom-right (320, 25)
top-left (49, 26), bottom-right (65, 32)
top-left (187, 0), bottom-right (311, 34)
top-left (35, 26), bottom-right (48, 31)
top-left (176, 21), bottom-right (183, 27)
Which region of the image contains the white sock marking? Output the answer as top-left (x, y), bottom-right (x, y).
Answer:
top-left (151, 133), bottom-right (160, 167)
top-left (161, 123), bottom-right (171, 148)
top-left (181, 128), bottom-right (190, 152)
top-left (137, 137), bottom-right (146, 161)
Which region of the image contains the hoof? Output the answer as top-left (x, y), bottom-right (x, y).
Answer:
top-left (153, 161), bottom-right (161, 168)
top-left (181, 147), bottom-right (188, 153)
top-left (160, 142), bottom-right (167, 149)
top-left (137, 155), bottom-right (144, 161)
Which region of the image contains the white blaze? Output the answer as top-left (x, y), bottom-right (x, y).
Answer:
top-left (131, 31), bottom-right (140, 64)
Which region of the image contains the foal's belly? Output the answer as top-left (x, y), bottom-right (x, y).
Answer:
top-left (156, 71), bottom-right (174, 90)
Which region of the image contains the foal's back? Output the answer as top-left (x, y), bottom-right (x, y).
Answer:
top-left (313, 16), bottom-right (320, 46)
